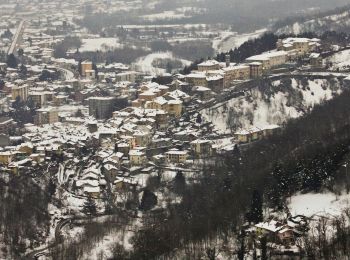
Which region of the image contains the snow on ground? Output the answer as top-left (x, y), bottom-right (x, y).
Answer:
top-left (84, 217), bottom-right (141, 259)
top-left (329, 49), bottom-right (350, 71)
top-left (133, 51), bottom-right (191, 76)
top-left (302, 79), bottom-right (333, 106)
top-left (142, 11), bottom-right (189, 21)
top-left (162, 170), bottom-right (177, 182)
top-left (213, 29), bottom-right (267, 53)
top-left (288, 192), bottom-right (350, 218)
top-left (211, 137), bottom-right (236, 151)
top-left (80, 38), bottom-right (123, 52)
top-left (57, 67), bottom-right (75, 80)
top-left (202, 78), bottom-right (340, 133)
top-left (64, 192), bottom-right (85, 212)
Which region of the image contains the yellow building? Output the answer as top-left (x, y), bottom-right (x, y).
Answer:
top-left (222, 65), bottom-right (251, 87)
top-left (0, 151), bottom-right (14, 165)
top-left (167, 99), bottom-right (182, 118)
top-left (249, 62), bottom-right (263, 78)
top-left (12, 85), bottom-right (28, 101)
top-left (139, 91), bottom-right (157, 101)
top-left (234, 125), bottom-right (280, 143)
top-left (133, 131), bottom-right (151, 147)
top-left (165, 149), bottom-right (188, 164)
top-left (190, 140), bottom-right (213, 158)
top-left (18, 143), bottom-right (34, 155)
top-left (246, 51), bottom-right (287, 71)
top-left (277, 38), bottom-right (320, 57)
top-left (129, 150), bottom-right (147, 166)
top-left (81, 60), bottom-right (93, 77)
top-left (185, 73), bottom-right (207, 87)
top-left (145, 96), bottom-right (167, 110)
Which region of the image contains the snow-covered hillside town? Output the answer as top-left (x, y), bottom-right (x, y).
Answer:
top-left (2, 0), bottom-right (350, 259)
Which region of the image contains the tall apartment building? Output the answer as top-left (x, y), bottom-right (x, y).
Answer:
top-left (12, 85), bottom-right (28, 101)
top-left (35, 107), bottom-right (59, 125)
top-left (29, 92), bottom-right (46, 107)
top-left (81, 60), bottom-right (93, 77)
top-left (89, 97), bottom-right (116, 120)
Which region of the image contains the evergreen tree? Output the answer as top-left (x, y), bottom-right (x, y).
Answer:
top-left (0, 79), bottom-right (5, 90)
top-left (19, 64), bottom-right (27, 76)
top-left (78, 60), bottom-right (82, 76)
top-left (173, 170), bottom-right (186, 194)
top-left (92, 62), bottom-right (98, 79)
top-left (260, 236), bottom-right (268, 260)
top-left (237, 229), bottom-right (246, 260)
top-left (139, 189), bottom-right (157, 211)
top-left (166, 62), bottom-right (173, 74)
top-left (39, 69), bottom-right (52, 81)
top-left (82, 196), bottom-right (97, 216)
top-left (47, 179), bottom-right (56, 201)
top-left (75, 109), bottom-right (83, 117)
top-left (196, 114), bottom-right (202, 124)
top-left (17, 48), bottom-right (24, 57)
top-left (6, 54), bottom-right (18, 68)
top-left (248, 190), bottom-right (263, 223)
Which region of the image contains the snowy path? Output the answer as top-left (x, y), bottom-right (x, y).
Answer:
top-left (57, 67), bottom-right (75, 80)
top-left (133, 51), bottom-right (191, 76)
top-left (57, 163), bottom-right (69, 185)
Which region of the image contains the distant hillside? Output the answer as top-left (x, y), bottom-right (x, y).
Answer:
top-left (273, 5), bottom-right (350, 34)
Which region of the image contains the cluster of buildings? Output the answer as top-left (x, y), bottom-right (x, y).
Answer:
top-left (182, 37), bottom-right (323, 93)
top-left (245, 216), bottom-right (309, 256)
top-left (0, 1), bottom-right (328, 211)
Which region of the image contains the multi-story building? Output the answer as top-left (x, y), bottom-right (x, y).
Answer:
top-left (81, 60), bottom-right (93, 77)
top-left (115, 71), bottom-right (138, 83)
top-left (309, 53), bottom-right (323, 68)
top-left (35, 107), bottom-right (59, 125)
top-left (277, 38), bottom-right (320, 57)
top-left (197, 60), bottom-right (221, 71)
top-left (165, 149), bottom-right (188, 164)
top-left (206, 75), bottom-right (224, 92)
top-left (29, 92), bottom-right (46, 107)
top-left (12, 85), bottom-right (28, 101)
top-left (129, 149), bottom-right (147, 166)
top-left (89, 97), bottom-right (116, 120)
top-left (191, 139), bottom-right (213, 158)
top-left (222, 65), bottom-right (250, 87)
top-left (167, 99), bottom-right (183, 118)
top-left (249, 62), bottom-right (263, 78)
top-left (85, 69), bottom-right (96, 79)
top-left (133, 131), bottom-right (151, 147)
top-left (185, 73), bottom-right (207, 87)
top-left (246, 51), bottom-right (287, 71)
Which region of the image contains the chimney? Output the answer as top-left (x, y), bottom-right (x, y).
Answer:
top-left (225, 54), bottom-right (230, 67)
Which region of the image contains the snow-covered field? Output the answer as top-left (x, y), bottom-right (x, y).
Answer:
top-left (288, 192), bottom-right (350, 217)
top-left (329, 49), bottom-right (350, 71)
top-left (202, 78), bottom-right (340, 133)
top-left (133, 51), bottom-right (191, 76)
top-left (142, 11), bottom-right (189, 21)
top-left (80, 38), bottom-right (123, 52)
